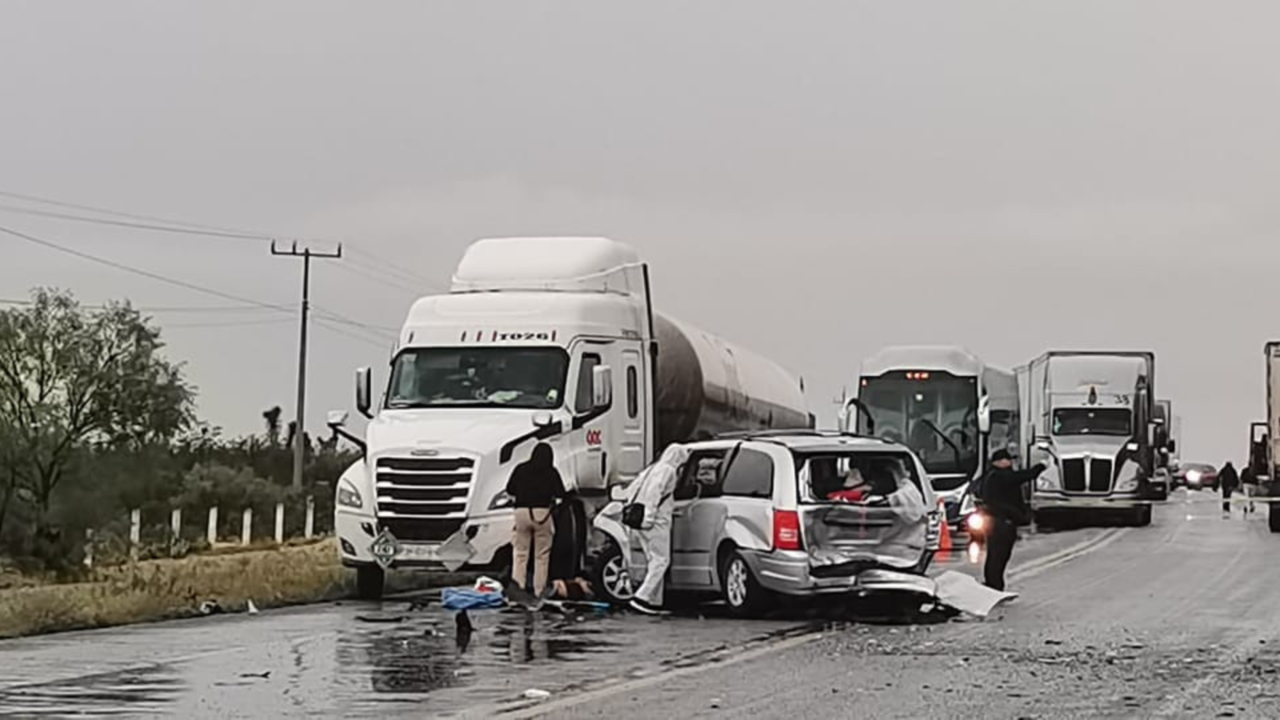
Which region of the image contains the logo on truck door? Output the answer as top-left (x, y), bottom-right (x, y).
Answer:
top-left (586, 429), bottom-right (603, 446)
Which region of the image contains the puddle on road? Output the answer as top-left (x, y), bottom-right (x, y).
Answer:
top-left (0, 663), bottom-right (182, 716)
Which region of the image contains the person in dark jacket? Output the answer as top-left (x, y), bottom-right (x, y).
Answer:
top-left (507, 443), bottom-right (565, 596)
top-left (978, 450), bottom-right (1046, 591)
top-left (1219, 461), bottom-right (1240, 515)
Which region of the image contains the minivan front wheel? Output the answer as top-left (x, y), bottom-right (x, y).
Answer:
top-left (720, 550), bottom-right (772, 618)
top-left (592, 541), bottom-right (634, 604)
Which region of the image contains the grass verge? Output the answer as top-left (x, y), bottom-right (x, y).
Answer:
top-left (0, 539), bottom-right (466, 639)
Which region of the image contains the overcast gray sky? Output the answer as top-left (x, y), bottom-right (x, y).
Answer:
top-left (3, 1), bottom-right (1278, 463)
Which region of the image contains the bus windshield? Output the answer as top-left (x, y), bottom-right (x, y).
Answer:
top-left (386, 347), bottom-right (569, 410)
top-left (857, 372), bottom-right (980, 477)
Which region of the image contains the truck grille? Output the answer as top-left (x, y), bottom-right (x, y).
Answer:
top-left (1062, 459), bottom-right (1086, 491)
top-left (1090, 459), bottom-right (1114, 492)
top-left (375, 456), bottom-right (474, 539)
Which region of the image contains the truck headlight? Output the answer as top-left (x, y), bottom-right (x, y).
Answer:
top-left (489, 490), bottom-right (514, 510)
top-left (337, 480), bottom-right (363, 509)
top-left (1037, 465), bottom-right (1060, 491)
top-left (1115, 460), bottom-right (1141, 492)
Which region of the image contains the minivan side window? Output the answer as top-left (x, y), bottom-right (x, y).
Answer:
top-left (721, 448), bottom-right (774, 499)
top-left (575, 353), bottom-right (601, 414)
top-left (675, 453), bottom-right (725, 501)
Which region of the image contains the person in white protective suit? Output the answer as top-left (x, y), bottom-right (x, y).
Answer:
top-left (871, 458), bottom-right (929, 567)
top-left (624, 444), bottom-right (690, 615)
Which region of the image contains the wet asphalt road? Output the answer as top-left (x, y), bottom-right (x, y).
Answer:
top-left (0, 490), bottom-right (1259, 718)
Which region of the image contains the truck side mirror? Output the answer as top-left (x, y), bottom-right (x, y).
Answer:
top-left (356, 367), bottom-right (373, 418)
top-left (592, 365), bottom-right (613, 410)
top-left (327, 410), bottom-right (349, 429)
top-left (977, 395), bottom-right (991, 434)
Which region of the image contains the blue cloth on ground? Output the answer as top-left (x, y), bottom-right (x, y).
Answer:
top-left (441, 587), bottom-right (505, 611)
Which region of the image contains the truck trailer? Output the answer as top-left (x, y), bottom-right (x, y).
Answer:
top-left (1018, 351), bottom-right (1163, 527)
top-left (329, 236), bottom-right (813, 598)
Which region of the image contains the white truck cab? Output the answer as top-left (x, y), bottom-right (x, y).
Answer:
top-left (330, 237), bottom-right (811, 598)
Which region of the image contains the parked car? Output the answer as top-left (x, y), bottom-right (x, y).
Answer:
top-left (591, 430), bottom-right (943, 617)
top-left (1173, 462), bottom-right (1218, 490)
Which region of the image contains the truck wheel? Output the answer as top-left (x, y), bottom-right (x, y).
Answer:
top-left (1131, 506), bottom-right (1152, 527)
top-left (591, 541), bottom-right (634, 604)
top-left (356, 565), bottom-right (385, 600)
top-left (1269, 504), bottom-right (1280, 534)
top-left (1153, 485), bottom-right (1169, 502)
top-left (720, 550), bottom-right (772, 619)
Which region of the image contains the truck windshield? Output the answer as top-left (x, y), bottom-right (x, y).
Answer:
top-left (386, 347), bottom-right (569, 410)
top-left (1052, 408), bottom-right (1132, 436)
top-left (857, 373), bottom-right (979, 477)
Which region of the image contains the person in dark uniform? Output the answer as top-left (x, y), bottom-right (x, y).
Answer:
top-left (1219, 461), bottom-right (1240, 515)
top-left (977, 450), bottom-right (1046, 591)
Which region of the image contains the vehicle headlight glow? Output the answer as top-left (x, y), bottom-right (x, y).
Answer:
top-left (337, 480), bottom-right (363, 509)
top-left (966, 513), bottom-right (987, 532)
top-left (489, 490), bottom-right (515, 511)
top-left (1115, 460), bottom-right (1141, 492)
top-left (1186, 470), bottom-right (1202, 483)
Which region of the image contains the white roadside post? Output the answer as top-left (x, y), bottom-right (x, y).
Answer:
top-left (170, 508), bottom-right (182, 541)
top-left (207, 507), bottom-right (218, 546)
top-left (242, 508), bottom-right (253, 546)
top-left (83, 529), bottom-right (94, 569)
top-left (129, 508), bottom-right (141, 562)
top-left (274, 502), bottom-right (285, 544)
top-left (304, 496), bottom-right (315, 539)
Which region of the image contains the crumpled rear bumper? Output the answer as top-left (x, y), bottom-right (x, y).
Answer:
top-left (744, 550), bottom-right (933, 597)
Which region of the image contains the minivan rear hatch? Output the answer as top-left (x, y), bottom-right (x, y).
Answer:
top-left (795, 449), bottom-right (930, 576)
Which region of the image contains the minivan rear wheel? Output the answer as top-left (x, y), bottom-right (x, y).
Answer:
top-left (720, 550), bottom-right (772, 618)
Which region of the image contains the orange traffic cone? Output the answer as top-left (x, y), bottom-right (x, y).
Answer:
top-left (939, 511), bottom-right (953, 552)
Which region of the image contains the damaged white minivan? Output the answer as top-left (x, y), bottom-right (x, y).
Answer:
top-left (592, 430), bottom-right (943, 616)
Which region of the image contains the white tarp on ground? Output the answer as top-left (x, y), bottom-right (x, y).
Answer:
top-left (932, 570), bottom-right (1018, 617)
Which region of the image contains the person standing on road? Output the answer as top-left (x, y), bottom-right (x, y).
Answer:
top-left (978, 450), bottom-right (1045, 591)
top-left (1219, 461), bottom-right (1240, 515)
top-left (1241, 463), bottom-right (1259, 514)
top-left (507, 442), bottom-right (565, 597)
top-left (623, 443), bottom-right (690, 616)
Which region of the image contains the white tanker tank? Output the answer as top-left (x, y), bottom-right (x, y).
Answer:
top-left (329, 236), bottom-right (811, 597)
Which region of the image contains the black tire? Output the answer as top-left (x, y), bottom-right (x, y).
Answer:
top-left (1269, 503), bottom-right (1280, 534)
top-left (1131, 506), bottom-right (1152, 527)
top-left (356, 565), bottom-right (385, 600)
top-left (719, 550), bottom-right (772, 619)
top-left (1152, 485), bottom-right (1169, 502)
top-left (591, 540), bottom-right (634, 605)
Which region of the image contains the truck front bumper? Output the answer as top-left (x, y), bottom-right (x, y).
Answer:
top-left (336, 508), bottom-right (513, 569)
top-left (1032, 491), bottom-right (1146, 510)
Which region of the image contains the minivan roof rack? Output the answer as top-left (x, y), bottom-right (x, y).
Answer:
top-left (712, 428), bottom-right (888, 442)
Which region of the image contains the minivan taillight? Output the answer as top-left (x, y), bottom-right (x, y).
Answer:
top-left (773, 509), bottom-right (803, 551)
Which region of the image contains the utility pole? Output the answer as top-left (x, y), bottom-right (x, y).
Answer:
top-left (272, 241), bottom-right (343, 490)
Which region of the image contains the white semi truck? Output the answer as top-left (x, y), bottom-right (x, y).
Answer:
top-left (1018, 351), bottom-right (1163, 527)
top-left (841, 346), bottom-right (1019, 529)
top-left (1263, 342), bottom-right (1280, 533)
top-left (329, 236), bottom-right (812, 598)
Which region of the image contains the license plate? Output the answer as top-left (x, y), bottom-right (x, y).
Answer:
top-left (398, 543), bottom-right (440, 561)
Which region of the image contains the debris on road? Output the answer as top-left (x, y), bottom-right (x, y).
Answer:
top-left (198, 599), bottom-right (223, 616)
top-left (239, 671), bottom-right (271, 679)
top-left (246, 599), bottom-right (260, 615)
top-left (523, 688), bottom-right (551, 701)
top-left (355, 614), bottom-right (407, 624)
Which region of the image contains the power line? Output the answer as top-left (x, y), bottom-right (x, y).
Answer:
top-left (0, 188), bottom-right (445, 289)
top-left (0, 204), bottom-right (273, 242)
top-left (0, 297), bottom-right (286, 314)
top-left (163, 317), bottom-right (297, 329)
top-left (0, 223), bottom-right (294, 313)
top-left (314, 317), bottom-right (396, 350)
